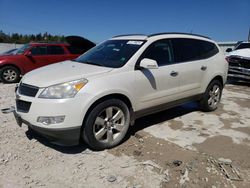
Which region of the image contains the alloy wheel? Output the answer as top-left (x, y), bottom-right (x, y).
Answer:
top-left (3, 69), bottom-right (17, 82)
top-left (93, 106), bottom-right (126, 144)
top-left (208, 85), bottom-right (221, 109)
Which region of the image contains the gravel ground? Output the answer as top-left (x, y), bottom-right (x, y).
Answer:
top-left (0, 82), bottom-right (249, 188)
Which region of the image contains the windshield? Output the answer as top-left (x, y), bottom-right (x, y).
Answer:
top-left (75, 40), bottom-right (145, 68)
top-left (15, 44), bottom-right (31, 54)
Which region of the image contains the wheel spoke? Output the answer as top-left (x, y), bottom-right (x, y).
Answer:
top-left (208, 97), bottom-right (212, 105)
top-left (107, 129), bottom-right (114, 142)
top-left (214, 96), bottom-right (219, 103)
top-left (215, 88), bottom-right (220, 95)
top-left (95, 117), bottom-right (105, 126)
top-left (106, 107), bottom-right (113, 119)
top-left (211, 99), bottom-right (215, 107)
top-left (95, 128), bottom-right (107, 140)
top-left (112, 110), bottom-right (123, 122)
top-left (113, 123), bottom-right (124, 132)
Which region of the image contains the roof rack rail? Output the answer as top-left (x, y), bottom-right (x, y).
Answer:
top-left (112, 34), bottom-right (146, 38)
top-left (148, 32), bottom-right (211, 39)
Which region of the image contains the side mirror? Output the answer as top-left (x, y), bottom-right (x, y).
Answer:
top-left (139, 58), bottom-right (158, 69)
top-left (226, 48), bottom-right (232, 53)
top-left (25, 51), bottom-right (32, 57)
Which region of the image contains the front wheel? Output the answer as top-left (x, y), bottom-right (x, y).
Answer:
top-left (200, 80), bottom-right (223, 112)
top-left (82, 99), bottom-right (130, 150)
top-left (0, 66), bottom-right (20, 83)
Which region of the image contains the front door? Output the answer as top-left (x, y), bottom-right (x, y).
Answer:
top-left (24, 45), bottom-right (68, 72)
top-left (134, 39), bottom-right (180, 111)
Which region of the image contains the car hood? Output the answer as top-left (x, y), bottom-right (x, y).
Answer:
top-left (227, 49), bottom-right (250, 59)
top-left (0, 54), bottom-right (19, 60)
top-left (21, 60), bottom-right (113, 87)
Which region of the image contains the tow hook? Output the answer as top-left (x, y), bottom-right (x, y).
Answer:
top-left (1, 106), bottom-right (15, 114)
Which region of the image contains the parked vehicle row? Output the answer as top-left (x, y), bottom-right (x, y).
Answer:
top-left (12, 33), bottom-right (228, 150)
top-left (0, 36), bottom-right (95, 83)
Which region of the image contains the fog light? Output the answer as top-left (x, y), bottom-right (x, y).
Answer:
top-left (37, 116), bottom-right (65, 125)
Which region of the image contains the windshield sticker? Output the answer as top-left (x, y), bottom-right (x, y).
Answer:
top-left (127, 41), bottom-right (144, 45)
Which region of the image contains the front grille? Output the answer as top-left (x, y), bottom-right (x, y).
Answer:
top-left (16, 100), bottom-right (31, 113)
top-left (228, 57), bottom-right (250, 69)
top-left (18, 83), bottom-right (39, 97)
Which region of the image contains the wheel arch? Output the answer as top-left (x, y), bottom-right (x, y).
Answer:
top-left (0, 63), bottom-right (23, 75)
top-left (81, 93), bottom-right (134, 132)
top-left (80, 93), bottom-right (134, 140)
top-left (208, 75), bottom-right (224, 88)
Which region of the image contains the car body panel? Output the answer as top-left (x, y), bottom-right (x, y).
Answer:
top-left (13, 33), bottom-right (228, 146)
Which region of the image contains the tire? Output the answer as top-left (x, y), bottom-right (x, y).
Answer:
top-left (200, 80), bottom-right (223, 112)
top-left (0, 66), bottom-right (20, 83)
top-left (82, 99), bottom-right (130, 150)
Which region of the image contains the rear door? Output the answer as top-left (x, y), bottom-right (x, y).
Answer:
top-left (46, 45), bottom-right (69, 63)
top-left (170, 38), bottom-right (217, 98)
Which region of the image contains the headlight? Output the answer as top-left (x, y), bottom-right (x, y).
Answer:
top-left (39, 79), bottom-right (88, 99)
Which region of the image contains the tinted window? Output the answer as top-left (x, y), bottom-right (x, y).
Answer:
top-left (47, 46), bottom-right (65, 55)
top-left (75, 40), bottom-right (145, 68)
top-left (235, 43), bottom-right (250, 50)
top-left (141, 40), bottom-right (173, 66)
top-left (171, 38), bottom-right (219, 63)
top-left (66, 46), bottom-right (86, 54)
top-left (30, 46), bottom-right (47, 55)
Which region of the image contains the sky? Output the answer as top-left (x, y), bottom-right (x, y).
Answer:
top-left (0, 0), bottom-right (249, 43)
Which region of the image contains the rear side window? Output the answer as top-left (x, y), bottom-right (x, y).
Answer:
top-left (171, 38), bottom-right (219, 63)
top-left (66, 46), bottom-right (86, 54)
top-left (30, 46), bottom-right (47, 55)
top-left (141, 40), bottom-right (173, 66)
top-left (47, 46), bottom-right (65, 55)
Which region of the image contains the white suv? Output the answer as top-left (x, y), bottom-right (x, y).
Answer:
top-left (14, 33), bottom-right (228, 150)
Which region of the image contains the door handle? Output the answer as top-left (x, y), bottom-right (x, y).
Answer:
top-left (170, 71), bottom-right (178, 77)
top-left (201, 65), bottom-right (207, 71)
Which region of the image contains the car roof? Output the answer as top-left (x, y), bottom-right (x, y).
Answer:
top-left (29, 42), bottom-right (69, 46)
top-left (112, 32), bottom-right (211, 41)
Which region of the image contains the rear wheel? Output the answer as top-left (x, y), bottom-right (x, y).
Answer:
top-left (0, 66), bottom-right (20, 83)
top-left (200, 80), bottom-right (222, 111)
top-left (82, 99), bottom-right (130, 150)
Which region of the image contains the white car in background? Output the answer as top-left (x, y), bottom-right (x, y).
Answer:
top-left (13, 33), bottom-right (228, 150)
top-left (226, 41), bottom-right (250, 81)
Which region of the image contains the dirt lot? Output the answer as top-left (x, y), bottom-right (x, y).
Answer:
top-left (0, 82), bottom-right (249, 188)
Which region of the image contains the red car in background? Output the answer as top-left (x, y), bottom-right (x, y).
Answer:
top-left (0, 36), bottom-right (95, 83)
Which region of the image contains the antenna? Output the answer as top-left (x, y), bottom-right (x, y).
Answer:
top-left (248, 27), bottom-right (250, 42)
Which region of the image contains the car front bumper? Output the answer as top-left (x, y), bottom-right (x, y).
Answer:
top-left (228, 66), bottom-right (250, 81)
top-left (14, 110), bottom-right (81, 146)
top-left (14, 86), bottom-right (96, 146)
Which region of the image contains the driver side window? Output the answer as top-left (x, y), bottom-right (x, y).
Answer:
top-left (142, 40), bottom-right (173, 66)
